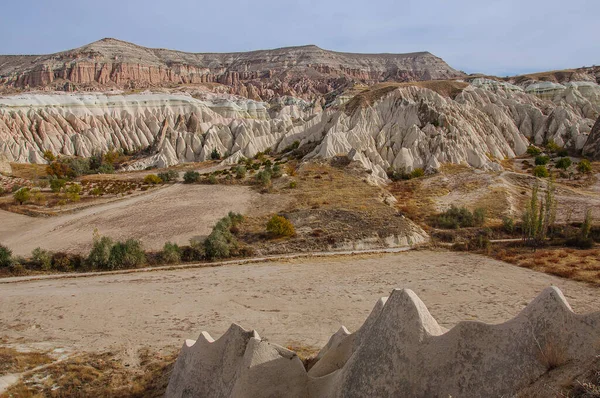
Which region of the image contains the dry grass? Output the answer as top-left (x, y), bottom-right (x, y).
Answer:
top-left (0, 347), bottom-right (53, 374)
top-left (286, 343), bottom-right (320, 371)
top-left (8, 164), bottom-right (47, 180)
top-left (493, 247), bottom-right (600, 285)
top-left (3, 348), bottom-right (177, 398)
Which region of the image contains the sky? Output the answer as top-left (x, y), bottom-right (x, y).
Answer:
top-left (1, 0), bottom-right (598, 76)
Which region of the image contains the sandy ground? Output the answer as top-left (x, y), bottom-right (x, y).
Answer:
top-left (0, 184), bottom-right (281, 256)
top-left (1, 251), bottom-right (599, 359)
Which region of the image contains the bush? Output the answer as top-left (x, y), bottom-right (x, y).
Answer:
top-left (31, 247), bottom-right (52, 270)
top-left (532, 166), bottom-right (549, 178)
top-left (410, 168), bottom-right (425, 179)
top-left (96, 163), bottom-right (115, 174)
top-left (577, 159), bottom-right (592, 174)
top-left (502, 217), bottom-right (515, 234)
top-left (87, 236), bottom-right (114, 269)
top-left (534, 155), bottom-right (550, 166)
top-left (50, 178), bottom-right (67, 193)
top-left (51, 252), bottom-right (74, 272)
top-left (266, 215), bottom-right (295, 237)
top-left (31, 189), bottom-right (45, 205)
top-left (256, 170), bottom-right (271, 187)
top-left (158, 170), bottom-right (178, 182)
top-left (555, 157), bottom-right (572, 170)
top-left (13, 187), bottom-right (31, 204)
top-left (183, 170), bottom-right (200, 184)
top-left (66, 184), bottom-right (82, 202)
top-left (108, 239), bottom-right (146, 270)
top-left (235, 166), bottom-right (247, 179)
top-left (161, 242), bottom-right (182, 264)
top-left (545, 140), bottom-right (561, 153)
top-left (557, 148), bottom-right (569, 157)
top-left (434, 205), bottom-right (475, 229)
top-left (46, 161), bottom-right (72, 179)
top-left (143, 174), bottom-right (162, 185)
top-left (272, 164), bottom-right (282, 178)
top-left (0, 244), bottom-right (13, 267)
top-left (181, 242), bottom-right (204, 262)
top-left (289, 181), bottom-right (297, 189)
top-left (211, 149), bottom-right (221, 160)
top-left (43, 150), bottom-right (56, 162)
top-left (473, 208), bottom-right (486, 227)
top-left (204, 213), bottom-right (245, 260)
top-left (526, 146), bottom-right (542, 156)
top-left (208, 174), bottom-right (218, 184)
top-left (62, 157), bottom-right (91, 177)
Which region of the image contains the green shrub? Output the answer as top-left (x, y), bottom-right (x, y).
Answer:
top-left (62, 157), bottom-right (91, 177)
top-left (143, 174), bottom-right (162, 185)
top-left (51, 252), bottom-right (74, 272)
top-left (183, 170), bottom-right (200, 184)
top-left (31, 247), bottom-right (52, 270)
top-left (289, 181), bottom-right (297, 189)
top-left (473, 208), bottom-right (486, 227)
top-left (211, 149), bottom-right (221, 160)
top-left (266, 215), bottom-right (295, 237)
top-left (256, 170), bottom-right (271, 187)
top-left (43, 150), bottom-right (56, 162)
top-left (545, 140), bottom-right (561, 153)
top-left (158, 170), bottom-right (178, 182)
top-left (204, 213), bottom-right (244, 260)
top-left (96, 163), bottom-right (115, 174)
top-left (66, 184), bottom-right (82, 202)
top-left (50, 178), bottom-right (67, 193)
top-left (87, 236), bottom-right (114, 269)
top-left (181, 242), bottom-right (204, 262)
top-left (108, 239), bottom-right (145, 270)
top-left (208, 174), bottom-right (218, 184)
top-left (577, 159), bottom-right (592, 174)
top-left (410, 168), bottom-right (425, 179)
top-left (235, 166), bottom-right (247, 179)
top-left (13, 187), bottom-right (31, 205)
top-left (161, 242), bottom-right (182, 264)
top-left (502, 217), bottom-right (515, 234)
top-left (534, 155), bottom-right (550, 166)
top-left (532, 166), bottom-right (549, 178)
top-left (272, 164), bottom-right (282, 178)
top-left (434, 205), bottom-right (476, 229)
top-left (0, 244), bottom-right (13, 267)
top-left (526, 146), bottom-right (542, 156)
top-left (557, 148), bottom-right (569, 157)
top-left (283, 141), bottom-right (300, 153)
top-left (555, 157), bottom-right (572, 170)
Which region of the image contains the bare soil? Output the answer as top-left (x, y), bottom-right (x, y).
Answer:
top-left (1, 251), bottom-right (598, 358)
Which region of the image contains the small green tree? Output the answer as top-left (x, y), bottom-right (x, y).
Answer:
top-left (256, 170), bottom-right (272, 188)
top-left (473, 208), bottom-right (486, 227)
top-left (183, 170), bottom-right (200, 184)
top-left (13, 187), bottom-right (31, 205)
top-left (266, 215), bottom-right (295, 237)
top-left (66, 184), bottom-right (82, 202)
top-left (577, 159), bottom-right (592, 174)
top-left (161, 242), bottom-right (182, 264)
top-left (211, 149), bottom-right (221, 160)
top-left (143, 174), bottom-right (162, 185)
top-left (532, 166), bottom-right (549, 178)
top-left (526, 146), bottom-right (542, 156)
top-left (534, 155), bottom-right (550, 166)
top-left (545, 140), bottom-right (561, 153)
top-left (50, 178), bottom-right (67, 193)
top-left (555, 157), bottom-right (572, 170)
top-left (0, 244), bottom-right (13, 267)
top-left (502, 216), bottom-right (515, 234)
top-left (108, 239), bottom-right (146, 269)
top-left (31, 247), bottom-right (52, 270)
top-left (522, 180), bottom-right (556, 248)
top-left (272, 164), bottom-right (282, 178)
top-left (208, 174), bottom-right (218, 184)
top-left (87, 235), bottom-right (113, 269)
top-left (235, 165), bottom-right (247, 179)
top-left (157, 170), bottom-right (178, 182)
top-left (43, 150), bottom-right (56, 162)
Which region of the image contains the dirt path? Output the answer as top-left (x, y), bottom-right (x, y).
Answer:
top-left (1, 250), bottom-right (598, 358)
top-left (0, 184), bottom-right (267, 256)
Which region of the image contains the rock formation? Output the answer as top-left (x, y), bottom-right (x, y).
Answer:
top-left (1, 76), bottom-right (598, 178)
top-left (0, 38), bottom-right (464, 100)
top-left (165, 287), bottom-right (600, 398)
top-left (583, 115), bottom-right (600, 159)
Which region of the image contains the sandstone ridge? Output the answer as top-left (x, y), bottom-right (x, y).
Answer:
top-left (165, 286), bottom-right (600, 397)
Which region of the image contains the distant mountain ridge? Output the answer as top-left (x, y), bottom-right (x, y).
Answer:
top-left (0, 38), bottom-right (464, 100)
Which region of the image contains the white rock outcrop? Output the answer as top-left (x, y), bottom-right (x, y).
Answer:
top-left (166, 287), bottom-right (600, 398)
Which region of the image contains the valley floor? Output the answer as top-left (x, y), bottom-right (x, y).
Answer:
top-left (1, 250), bottom-right (598, 357)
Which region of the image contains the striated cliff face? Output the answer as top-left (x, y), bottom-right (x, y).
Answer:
top-left (1, 77), bottom-right (598, 177)
top-left (0, 38), bottom-right (464, 100)
top-left (583, 115), bottom-right (600, 159)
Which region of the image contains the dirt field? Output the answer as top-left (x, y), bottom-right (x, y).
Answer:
top-left (1, 250), bottom-right (599, 361)
top-left (0, 184), bottom-right (284, 256)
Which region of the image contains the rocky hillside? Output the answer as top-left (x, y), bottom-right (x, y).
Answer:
top-left (0, 38), bottom-right (464, 100)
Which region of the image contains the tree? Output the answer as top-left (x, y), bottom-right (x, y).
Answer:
top-left (143, 174), bottom-right (162, 185)
top-left (87, 235), bottom-right (113, 269)
top-left (50, 178), bottom-right (67, 193)
top-left (43, 150), bottom-right (55, 162)
top-left (532, 166), bottom-right (549, 178)
top-left (211, 149), bottom-right (221, 160)
top-left (256, 170), bottom-right (272, 188)
top-left (235, 166), bottom-right (247, 179)
top-left (555, 157), bottom-right (572, 170)
top-left (161, 242), bottom-right (182, 264)
top-left (65, 184), bottom-right (82, 202)
top-left (13, 187), bottom-right (31, 205)
top-left (577, 159), bottom-right (592, 174)
top-left (534, 155), bottom-right (550, 166)
top-left (522, 180), bottom-right (556, 249)
top-left (158, 170), bottom-right (178, 182)
top-left (183, 171), bottom-right (200, 184)
top-left (266, 215), bottom-right (295, 237)
top-left (0, 244), bottom-right (12, 267)
top-left (108, 239), bottom-right (146, 269)
top-left (526, 146), bottom-right (542, 156)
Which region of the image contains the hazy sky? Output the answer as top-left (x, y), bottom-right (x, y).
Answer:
top-left (1, 0), bottom-right (598, 76)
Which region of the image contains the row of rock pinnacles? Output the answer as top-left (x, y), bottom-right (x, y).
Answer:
top-left (165, 287), bottom-right (600, 397)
